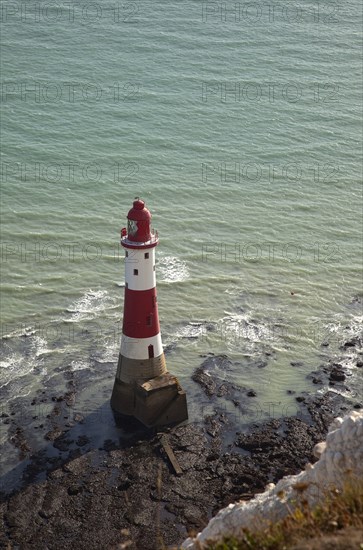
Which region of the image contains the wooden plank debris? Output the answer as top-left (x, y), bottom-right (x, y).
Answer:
top-left (159, 434), bottom-right (182, 476)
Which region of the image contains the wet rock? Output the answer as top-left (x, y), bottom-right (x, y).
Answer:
top-left (192, 356), bottom-right (237, 400)
top-left (67, 485), bottom-right (82, 496)
top-left (329, 368), bottom-right (346, 382)
top-left (205, 417), bottom-right (221, 438)
top-left (0, 381), bottom-right (355, 550)
top-left (342, 336), bottom-right (361, 349)
top-left (38, 509), bottom-right (51, 519)
top-left (295, 396), bottom-right (306, 403)
top-left (9, 426), bottom-right (31, 459)
top-left (76, 435), bottom-right (90, 447)
top-left (255, 360), bottom-right (268, 368)
top-left (356, 360), bottom-right (363, 368)
top-left (216, 384), bottom-right (231, 397)
top-left (64, 392), bottom-right (76, 407)
top-left (45, 428), bottom-right (63, 441)
top-left (290, 361), bottom-right (304, 367)
top-left (247, 390), bottom-right (257, 397)
top-left (51, 395), bottom-right (64, 402)
top-left (53, 435), bottom-right (73, 452)
top-left (164, 342), bottom-right (177, 355)
top-left (192, 366), bottom-right (216, 397)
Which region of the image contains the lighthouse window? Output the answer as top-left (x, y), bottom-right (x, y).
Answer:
top-left (146, 315), bottom-right (152, 326)
top-left (144, 252), bottom-right (149, 259)
top-left (125, 251), bottom-right (128, 257)
top-left (133, 269), bottom-right (138, 276)
top-left (153, 265), bottom-right (155, 271)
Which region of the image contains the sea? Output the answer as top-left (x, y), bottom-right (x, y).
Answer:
top-left (0, 0), bottom-right (362, 481)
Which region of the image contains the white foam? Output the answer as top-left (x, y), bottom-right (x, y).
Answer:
top-left (0, 334), bottom-right (46, 389)
top-left (217, 313), bottom-right (276, 352)
top-left (94, 338), bottom-right (118, 364)
top-left (174, 323), bottom-right (206, 340)
top-left (158, 255), bottom-right (189, 283)
top-left (34, 335), bottom-right (56, 357)
top-left (65, 289), bottom-right (117, 322)
top-left (70, 360), bottom-right (90, 372)
top-left (1, 326), bottom-right (36, 340)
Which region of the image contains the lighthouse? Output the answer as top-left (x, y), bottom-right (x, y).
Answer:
top-left (111, 198), bottom-right (188, 427)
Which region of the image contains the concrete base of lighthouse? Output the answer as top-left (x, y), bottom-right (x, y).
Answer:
top-left (111, 373), bottom-right (188, 428)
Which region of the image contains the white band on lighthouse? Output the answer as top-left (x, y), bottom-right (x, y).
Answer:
top-left (124, 247), bottom-right (156, 291)
top-left (120, 333), bottom-right (163, 360)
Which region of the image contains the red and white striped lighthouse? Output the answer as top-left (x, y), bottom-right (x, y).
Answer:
top-left (111, 198), bottom-right (188, 427)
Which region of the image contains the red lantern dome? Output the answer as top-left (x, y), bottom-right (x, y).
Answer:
top-left (126, 199), bottom-right (152, 243)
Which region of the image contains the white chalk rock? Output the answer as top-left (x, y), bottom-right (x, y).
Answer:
top-left (313, 441), bottom-right (326, 458)
top-left (181, 410), bottom-right (363, 550)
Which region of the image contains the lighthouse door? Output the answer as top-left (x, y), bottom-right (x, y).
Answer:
top-left (148, 344), bottom-right (154, 358)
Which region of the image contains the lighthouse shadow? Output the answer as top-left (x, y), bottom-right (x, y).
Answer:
top-left (0, 400), bottom-right (158, 500)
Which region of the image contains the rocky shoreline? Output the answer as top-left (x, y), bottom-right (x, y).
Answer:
top-left (0, 335), bottom-right (362, 549)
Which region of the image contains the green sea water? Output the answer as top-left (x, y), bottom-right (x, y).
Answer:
top-left (0, 0), bottom-right (362, 455)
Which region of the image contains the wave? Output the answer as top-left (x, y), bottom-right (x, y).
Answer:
top-left (163, 313), bottom-right (279, 356)
top-left (64, 289), bottom-right (118, 322)
top-left (1, 326), bottom-right (36, 340)
top-left (70, 360), bottom-right (90, 372)
top-left (158, 255), bottom-right (189, 283)
top-left (0, 334), bottom-right (47, 390)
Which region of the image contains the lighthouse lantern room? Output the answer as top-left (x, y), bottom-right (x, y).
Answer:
top-left (111, 199), bottom-right (188, 427)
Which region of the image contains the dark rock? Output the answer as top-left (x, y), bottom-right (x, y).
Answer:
top-left (342, 337), bottom-right (361, 348)
top-left (9, 426), bottom-right (31, 459)
top-left (192, 356), bottom-right (239, 401)
top-left (0, 377), bottom-right (355, 550)
top-left (296, 396), bottom-right (305, 403)
top-left (353, 403), bottom-right (362, 409)
top-left (356, 360), bottom-right (363, 368)
top-left (255, 360), bottom-right (268, 368)
top-left (287, 390), bottom-right (296, 395)
top-left (67, 485), bottom-right (81, 496)
top-left (216, 384), bottom-right (230, 397)
top-left (192, 366), bottom-right (216, 397)
top-left (164, 342), bottom-right (177, 355)
top-left (247, 390), bottom-right (257, 397)
top-left (290, 361), bottom-right (304, 367)
top-left (76, 435), bottom-right (90, 447)
top-left (329, 368), bottom-right (346, 382)
top-left (321, 341), bottom-right (329, 347)
top-left (64, 392), bottom-right (76, 407)
top-left (39, 509), bottom-right (50, 519)
top-left (44, 428), bottom-right (63, 441)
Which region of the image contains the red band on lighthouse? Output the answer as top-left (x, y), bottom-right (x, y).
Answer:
top-left (122, 287), bottom-right (160, 339)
